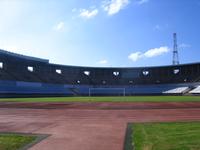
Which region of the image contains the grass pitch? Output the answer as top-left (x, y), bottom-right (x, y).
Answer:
top-left (0, 133), bottom-right (36, 150)
top-left (132, 122), bottom-right (200, 150)
top-left (0, 96), bottom-right (200, 102)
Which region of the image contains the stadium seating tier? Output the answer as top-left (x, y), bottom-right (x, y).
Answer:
top-left (0, 49), bottom-right (200, 96)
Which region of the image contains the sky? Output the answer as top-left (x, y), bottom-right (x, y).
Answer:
top-left (0, 0), bottom-right (200, 67)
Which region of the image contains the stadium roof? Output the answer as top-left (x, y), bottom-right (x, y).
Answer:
top-left (0, 49), bottom-right (49, 63)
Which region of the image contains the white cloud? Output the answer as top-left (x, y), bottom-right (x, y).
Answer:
top-left (144, 47), bottom-right (170, 58)
top-left (98, 59), bottom-right (108, 64)
top-left (136, 0), bottom-right (149, 5)
top-left (79, 9), bottom-right (98, 19)
top-left (53, 22), bottom-right (65, 31)
top-left (102, 0), bottom-right (130, 15)
top-left (128, 46), bottom-right (170, 62)
top-left (128, 52), bottom-right (143, 62)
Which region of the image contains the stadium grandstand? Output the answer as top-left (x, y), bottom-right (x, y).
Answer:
top-left (0, 48), bottom-right (200, 97)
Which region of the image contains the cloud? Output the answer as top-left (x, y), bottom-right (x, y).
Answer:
top-left (144, 47), bottom-right (170, 57)
top-left (79, 9), bottom-right (98, 19)
top-left (136, 0), bottom-right (149, 5)
top-left (53, 22), bottom-right (65, 31)
top-left (128, 52), bottom-right (143, 62)
top-left (98, 59), bottom-right (108, 64)
top-left (128, 46), bottom-right (170, 62)
top-left (102, 0), bottom-right (130, 15)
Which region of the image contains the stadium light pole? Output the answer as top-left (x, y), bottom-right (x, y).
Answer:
top-left (172, 33), bottom-right (179, 65)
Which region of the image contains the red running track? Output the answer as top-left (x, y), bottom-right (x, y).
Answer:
top-left (0, 102), bottom-right (200, 150)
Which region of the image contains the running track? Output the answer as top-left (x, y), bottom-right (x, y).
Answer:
top-left (0, 102), bottom-right (200, 150)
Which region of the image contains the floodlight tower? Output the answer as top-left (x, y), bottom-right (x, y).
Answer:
top-left (172, 33), bottom-right (179, 65)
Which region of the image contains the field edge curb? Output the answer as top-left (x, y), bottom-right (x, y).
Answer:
top-left (123, 123), bottom-right (134, 150)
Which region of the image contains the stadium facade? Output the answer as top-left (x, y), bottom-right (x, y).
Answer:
top-left (0, 49), bottom-right (200, 97)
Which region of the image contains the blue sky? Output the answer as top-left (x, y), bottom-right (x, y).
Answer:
top-left (0, 0), bottom-right (200, 67)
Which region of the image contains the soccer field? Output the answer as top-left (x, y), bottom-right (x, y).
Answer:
top-left (0, 133), bottom-right (36, 150)
top-left (132, 122), bottom-right (200, 150)
top-left (0, 96), bottom-right (200, 102)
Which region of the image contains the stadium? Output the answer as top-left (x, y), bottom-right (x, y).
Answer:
top-left (0, 48), bottom-right (200, 97)
top-left (0, 1), bottom-right (200, 150)
top-left (0, 47), bottom-right (200, 150)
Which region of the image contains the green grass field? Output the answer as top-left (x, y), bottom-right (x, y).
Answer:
top-left (132, 122), bottom-right (200, 150)
top-left (0, 133), bottom-right (36, 150)
top-left (0, 96), bottom-right (200, 103)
